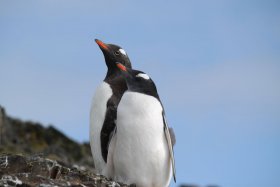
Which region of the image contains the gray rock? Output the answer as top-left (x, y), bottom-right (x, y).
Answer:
top-left (0, 154), bottom-right (132, 187)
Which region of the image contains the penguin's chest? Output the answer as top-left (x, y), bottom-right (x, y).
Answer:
top-left (114, 92), bottom-right (168, 172)
top-left (90, 82), bottom-right (113, 133)
top-left (117, 92), bottom-right (164, 144)
top-left (90, 81), bottom-right (113, 172)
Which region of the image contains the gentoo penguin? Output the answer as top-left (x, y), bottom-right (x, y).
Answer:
top-left (90, 39), bottom-right (132, 174)
top-left (106, 63), bottom-right (176, 187)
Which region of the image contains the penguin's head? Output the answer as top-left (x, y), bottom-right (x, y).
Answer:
top-left (116, 63), bottom-right (159, 99)
top-left (95, 39), bottom-right (132, 72)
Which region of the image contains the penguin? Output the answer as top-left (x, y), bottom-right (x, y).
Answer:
top-left (105, 63), bottom-right (176, 187)
top-left (90, 39), bottom-right (132, 175)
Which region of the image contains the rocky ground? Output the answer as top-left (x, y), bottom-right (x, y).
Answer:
top-left (0, 154), bottom-right (132, 187)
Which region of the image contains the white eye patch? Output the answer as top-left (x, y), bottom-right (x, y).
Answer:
top-left (136, 73), bottom-right (150, 80)
top-left (119, 49), bottom-right (127, 56)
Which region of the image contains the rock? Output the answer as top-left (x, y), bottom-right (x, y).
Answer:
top-left (179, 184), bottom-right (220, 187)
top-left (0, 154), bottom-right (132, 187)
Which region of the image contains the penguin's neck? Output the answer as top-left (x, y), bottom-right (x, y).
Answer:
top-left (127, 84), bottom-right (160, 101)
top-left (104, 67), bottom-right (118, 80)
top-left (104, 71), bottom-right (127, 99)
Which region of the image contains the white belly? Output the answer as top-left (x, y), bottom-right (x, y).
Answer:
top-left (90, 82), bottom-right (112, 174)
top-left (108, 92), bottom-right (172, 187)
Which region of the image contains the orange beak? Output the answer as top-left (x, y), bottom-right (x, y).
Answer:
top-left (95, 39), bottom-right (109, 50)
top-left (116, 63), bottom-right (127, 71)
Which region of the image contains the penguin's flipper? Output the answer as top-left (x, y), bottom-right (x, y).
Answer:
top-left (101, 99), bottom-right (117, 163)
top-left (168, 127), bottom-right (176, 146)
top-left (162, 112), bottom-right (176, 182)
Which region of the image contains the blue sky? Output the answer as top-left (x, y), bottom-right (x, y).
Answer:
top-left (0, 1), bottom-right (280, 187)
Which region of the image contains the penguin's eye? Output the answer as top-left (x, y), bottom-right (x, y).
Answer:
top-left (114, 51), bottom-right (120, 56)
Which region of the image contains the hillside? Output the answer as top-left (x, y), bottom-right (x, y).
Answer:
top-left (0, 106), bottom-right (93, 170)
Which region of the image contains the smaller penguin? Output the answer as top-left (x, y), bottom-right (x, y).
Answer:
top-left (106, 63), bottom-right (176, 187)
